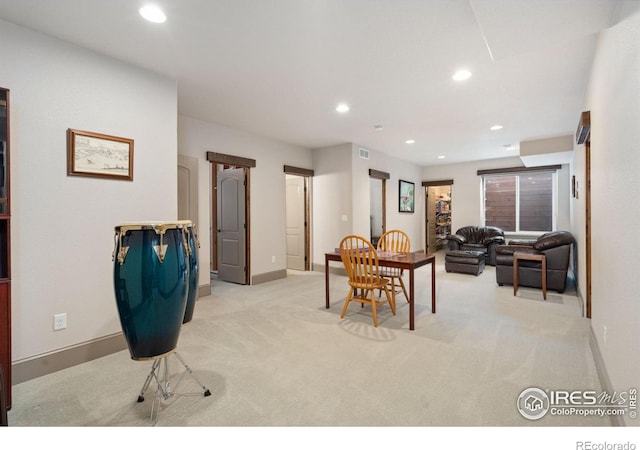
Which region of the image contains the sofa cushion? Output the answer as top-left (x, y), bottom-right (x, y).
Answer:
top-left (461, 243), bottom-right (486, 252)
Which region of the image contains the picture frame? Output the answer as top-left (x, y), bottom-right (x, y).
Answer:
top-left (571, 175), bottom-right (576, 198)
top-left (67, 128), bottom-right (134, 181)
top-left (399, 179), bottom-right (415, 213)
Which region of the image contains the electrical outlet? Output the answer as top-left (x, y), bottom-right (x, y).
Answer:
top-left (603, 325), bottom-right (607, 345)
top-left (54, 313), bottom-right (67, 331)
top-left (272, 256), bottom-right (276, 263)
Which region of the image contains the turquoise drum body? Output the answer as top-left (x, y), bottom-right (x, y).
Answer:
top-left (113, 222), bottom-right (189, 360)
top-left (179, 220), bottom-right (199, 324)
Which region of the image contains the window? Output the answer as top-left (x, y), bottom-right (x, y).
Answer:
top-left (481, 170), bottom-right (556, 233)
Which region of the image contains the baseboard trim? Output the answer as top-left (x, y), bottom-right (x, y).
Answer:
top-left (198, 283), bottom-right (211, 297)
top-left (589, 326), bottom-right (623, 426)
top-left (313, 263), bottom-right (346, 277)
top-left (252, 269), bottom-right (287, 285)
top-left (12, 332), bottom-right (128, 385)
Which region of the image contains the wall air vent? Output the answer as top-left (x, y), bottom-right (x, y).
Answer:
top-left (359, 147), bottom-right (370, 159)
top-left (576, 111), bottom-right (591, 145)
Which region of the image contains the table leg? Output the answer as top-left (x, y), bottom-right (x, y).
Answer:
top-left (409, 268), bottom-right (415, 330)
top-left (325, 254), bottom-right (330, 309)
top-left (541, 256), bottom-right (547, 300)
top-left (431, 259), bottom-right (436, 314)
top-left (513, 258), bottom-right (519, 296)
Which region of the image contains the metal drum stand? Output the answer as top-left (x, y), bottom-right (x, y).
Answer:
top-left (137, 351), bottom-right (211, 424)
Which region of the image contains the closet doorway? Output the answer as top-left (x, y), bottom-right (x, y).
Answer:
top-left (424, 180), bottom-right (453, 253)
top-left (284, 165), bottom-right (313, 271)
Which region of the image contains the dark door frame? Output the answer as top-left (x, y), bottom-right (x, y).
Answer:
top-left (207, 151), bottom-right (255, 285)
top-left (369, 169), bottom-right (389, 244)
top-left (576, 111), bottom-right (591, 318)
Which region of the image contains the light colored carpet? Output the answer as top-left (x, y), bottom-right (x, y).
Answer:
top-left (7, 252), bottom-right (608, 427)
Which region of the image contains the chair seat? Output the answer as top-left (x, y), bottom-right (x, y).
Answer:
top-left (350, 278), bottom-right (389, 289)
top-left (377, 267), bottom-right (403, 277)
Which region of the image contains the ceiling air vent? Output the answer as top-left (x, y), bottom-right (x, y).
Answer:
top-left (359, 147), bottom-right (370, 160)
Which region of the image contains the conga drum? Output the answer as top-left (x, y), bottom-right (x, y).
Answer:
top-left (113, 222), bottom-right (189, 360)
top-left (177, 220), bottom-right (199, 324)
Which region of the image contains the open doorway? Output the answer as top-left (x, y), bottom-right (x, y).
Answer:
top-left (284, 165), bottom-right (313, 271)
top-left (369, 169), bottom-right (389, 247)
top-left (424, 180), bottom-right (453, 253)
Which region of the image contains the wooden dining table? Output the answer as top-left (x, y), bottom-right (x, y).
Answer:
top-left (324, 251), bottom-right (436, 330)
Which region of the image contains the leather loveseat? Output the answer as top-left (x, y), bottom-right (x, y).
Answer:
top-left (495, 231), bottom-right (574, 293)
top-left (447, 226), bottom-right (505, 266)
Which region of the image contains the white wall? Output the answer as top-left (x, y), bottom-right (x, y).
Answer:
top-left (312, 144), bottom-right (353, 261)
top-left (580, 8), bottom-right (640, 425)
top-left (178, 115), bottom-right (313, 279)
top-left (311, 143), bottom-right (424, 262)
top-left (0, 20), bottom-right (178, 362)
top-left (364, 146), bottom-right (423, 251)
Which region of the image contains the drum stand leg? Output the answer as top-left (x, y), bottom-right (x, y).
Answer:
top-left (136, 351), bottom-right (211, 425)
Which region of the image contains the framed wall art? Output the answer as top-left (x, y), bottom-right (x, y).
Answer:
top-left (399, 179), bottom-right (415, 213)
top-left (67, 128), bottom-right (134, 181)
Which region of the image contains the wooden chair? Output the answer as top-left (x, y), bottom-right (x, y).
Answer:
top-left (376, 229), bottom-right (410, 304)
top-left (339, 235), bottom-right (395, 327)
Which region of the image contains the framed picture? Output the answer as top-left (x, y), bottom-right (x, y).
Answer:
top-left (571, 175), bottom-right (576, 198)
top-left (67, 129), bottom-right (134, 181)
top-left (399, 179), bottom-right (415, 213)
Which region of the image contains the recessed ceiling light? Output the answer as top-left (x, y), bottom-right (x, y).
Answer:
top-left (452, 69), bottom-right (472, 81)
top-left (336, 103), bottom-right (350, 113)
top-left (503, 144), bottom-right (515, 150)
top-left (437, 155), bottom-right (446, 159)
top-left (139, 4), bottom-right (166, 23)
top-left (490, 125), bottom-right (503, 131)
top-left (374, 125), bottom-right (383, 131)
top-left (405, 139), bottom-right (415, 144)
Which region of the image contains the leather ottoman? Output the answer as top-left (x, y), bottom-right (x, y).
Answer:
top-left (445, 250), bottom-right (485, 276)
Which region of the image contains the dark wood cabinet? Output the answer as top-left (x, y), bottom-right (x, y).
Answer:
top-left (0, 87), bottom-right (11, 409)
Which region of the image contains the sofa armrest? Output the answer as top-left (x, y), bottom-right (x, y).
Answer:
top-left (483, 236), bottom-right (505, 246)
top-left (447, 234), bottom-right (466, 246)
top-left (534, 231), bottom-right (574, 251)
top-left (485, 240), bottom-right (504, 266)
top-left (508, 239), bottom-right (536, 246)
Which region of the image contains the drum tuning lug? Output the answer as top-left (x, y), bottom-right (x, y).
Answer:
top-left (118, 247), bottom-right (129, 265)
top-left (153, 244), bottom-right (168, 263)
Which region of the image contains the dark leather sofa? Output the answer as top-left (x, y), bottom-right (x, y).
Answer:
top-left (495, 231), bottom-right (574, 293)
top-left (447, 226), bottom-right (505, 266)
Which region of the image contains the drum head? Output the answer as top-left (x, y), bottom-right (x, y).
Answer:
top-left (115, 221), bottom-right (186, 234)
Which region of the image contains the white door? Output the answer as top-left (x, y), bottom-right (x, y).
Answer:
top-left (177, 155), bottom-right (198, 225)
top-left (286, 174), bottom-right (306, 270)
